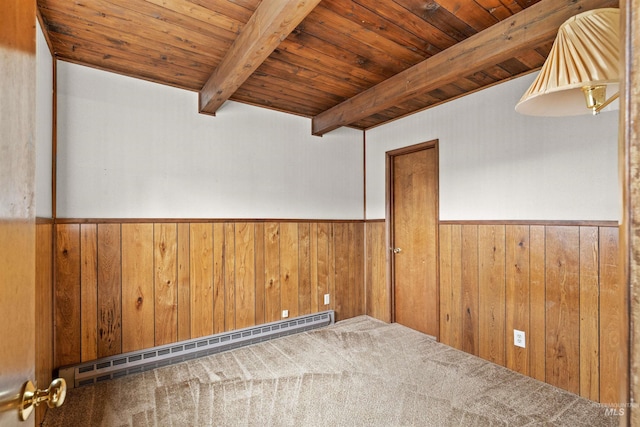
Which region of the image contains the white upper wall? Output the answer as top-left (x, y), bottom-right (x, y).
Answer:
top-left (36, 19), bottom-right (53, 218)
top-left (365, 73), bottom-right (619, 221)
top-left (56, 62), bottom-right (364, 219)
top-left (57, 63), bottom-right (619, 222)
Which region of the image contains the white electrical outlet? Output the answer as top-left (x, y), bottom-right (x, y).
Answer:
top-left (282, 309), bottom-right (289, 318)
top-left (514, 329), bottom-right (526, 348)
top-left (324, 294), bottom-right (330, 305)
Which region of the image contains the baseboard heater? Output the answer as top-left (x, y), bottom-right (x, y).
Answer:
top-left (59, 310), bottom-right (334, 389)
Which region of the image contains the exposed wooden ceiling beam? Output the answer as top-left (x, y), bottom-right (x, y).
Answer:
top-left (199, 0), bottom-right (321, 115)
top-left (311, 0), bottom-right (619, 136)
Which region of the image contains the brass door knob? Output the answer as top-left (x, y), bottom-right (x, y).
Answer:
top-left (19, 378), bottom-right (67, 421)
top-left (393, 247), bottom-right (402, 254)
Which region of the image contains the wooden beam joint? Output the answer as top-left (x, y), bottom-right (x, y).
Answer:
top-left (199, 0), bottom-right (321, 115)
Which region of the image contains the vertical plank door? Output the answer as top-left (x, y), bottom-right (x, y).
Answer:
top-left (391, 144), bottom-right (439, 337)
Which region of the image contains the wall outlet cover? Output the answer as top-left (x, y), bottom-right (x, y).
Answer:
top-left (514, 329), bottom-right (526, 348)
top-left (324, 294), bottom-right (330, 305)
top-left (282, 310), bottom-right (289, 318)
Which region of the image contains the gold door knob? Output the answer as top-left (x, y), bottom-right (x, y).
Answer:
top-left (393, 247), bottom-right (402, 254)
top-left (19, 378), bottom-right (67, 421)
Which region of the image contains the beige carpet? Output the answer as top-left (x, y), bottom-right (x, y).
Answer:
top-left (43, 316), bottom-right (616, 426)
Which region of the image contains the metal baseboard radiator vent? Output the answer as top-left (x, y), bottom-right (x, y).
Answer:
top-left (59, 310), bottom-right (334, 389)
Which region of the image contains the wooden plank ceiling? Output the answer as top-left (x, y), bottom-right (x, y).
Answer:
top-left (38, 0), bottom-right (619, 135)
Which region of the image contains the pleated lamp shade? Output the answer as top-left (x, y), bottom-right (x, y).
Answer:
top-left (515, 8), bottom-right (620, 116)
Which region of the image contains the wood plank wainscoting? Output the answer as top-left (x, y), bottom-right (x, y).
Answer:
top-left (53, 220), bottom-right (365, 368)
top-left (365, 220), bottom-right (390, 323)
top-left (44, 219), bottom-right (624, 407)
top-left (364, 220), bottom-right (624, 405)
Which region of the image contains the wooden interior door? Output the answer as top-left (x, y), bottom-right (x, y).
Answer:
top-left (0, 1), bottom-right (37, 426)
top-left (390, 142), bottom-right (439, 337)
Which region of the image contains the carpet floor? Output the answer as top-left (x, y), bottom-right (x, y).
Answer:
top-left (43, 316), bottom-right (617, 426)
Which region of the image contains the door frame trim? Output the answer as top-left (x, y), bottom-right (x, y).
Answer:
top-left (385, 139), bottom-right (440, 334)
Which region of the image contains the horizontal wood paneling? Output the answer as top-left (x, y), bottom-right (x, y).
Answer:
top-left (435, 223), bottom-right (622, 403)
top-left (54, 220), bottom-right (365, 368)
